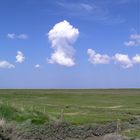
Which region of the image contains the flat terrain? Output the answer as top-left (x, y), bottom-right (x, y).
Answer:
top-left (0, 89), bottom-right (140, 139)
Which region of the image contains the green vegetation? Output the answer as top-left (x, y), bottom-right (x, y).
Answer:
top-left (0, 89), bottom-right (140, 125)
top-left (0, 89), bottom-right (139, 138)
top-left (123, 129), bottom-right (140, 139)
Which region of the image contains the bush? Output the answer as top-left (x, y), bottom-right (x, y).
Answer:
top-left (0, 119), bottom-right (23, 140)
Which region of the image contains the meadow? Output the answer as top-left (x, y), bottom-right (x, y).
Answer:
top-left (0, 89), bottom-right (140, 139)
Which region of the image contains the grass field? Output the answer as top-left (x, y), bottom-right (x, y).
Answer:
top-left (0, 89), bottom-right (140, 125)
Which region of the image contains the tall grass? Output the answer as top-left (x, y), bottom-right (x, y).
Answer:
top-left (0, 103), bottom-right (50, 124)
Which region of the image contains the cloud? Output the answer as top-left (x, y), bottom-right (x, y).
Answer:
top-left (124, 33), bottom-right (140, 47)
top-left (124, 41), bottom-right (136, 47)
top-left (16, 51), bottom-right (25, 63)
top-left (130, 34), bottom-right (140, 39)
top-left (55, 1), bottom-right (124, 24)
top-left (87, 49), bottom-right (140, 68)
top-left (47, 20), bottom-right (79, 67)
top-left (113, 53), bottom-right (133, 68)
top-left (117, 0), bottom-right (137, 4)
top-left (58, 2), bottom-right (94, 13)
top-left (80, 3), bottom-right (94, 12)
top-left (87, 49), bottom-right (110, 64)
top-left (0, 60), bottom-right (15, 69)
top-left (35, 64), bottom-right (40, 68)
top-left (132, 54), bottom-right (140, 64)
top-left (17, 34), bottom-right (28, 39)
top-left (7, 33), bottom-right (28, 40)
top-left (7, 33), bottom-right (16, 39)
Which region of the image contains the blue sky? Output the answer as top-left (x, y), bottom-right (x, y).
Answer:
top-left (0, 0), bottom-right (140, 88)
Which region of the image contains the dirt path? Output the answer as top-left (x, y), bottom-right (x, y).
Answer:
top-left (66, 137), bottom-right (104, 140)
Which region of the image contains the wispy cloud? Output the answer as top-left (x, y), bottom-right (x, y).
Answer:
top-left (7, 33), bottom-right (16, 39)
top-left (55, 1), bottom-right (124, 24)
top-left (116, 0), bottom-right (138, 4)
top-left (124, 33), bottom-right (140, 47)
top-left (80, 3), bottom-right (94, 12)
top-left (0, 60), bottom-right (15, 69)
top-left (35, 64), bottom-right (41, 68)
top-left (7, 33), bottom-right (28, 40)
top-left (57, 2), bottom-right (95, 13)
top-left (17, 34), bottom-right (28, 39)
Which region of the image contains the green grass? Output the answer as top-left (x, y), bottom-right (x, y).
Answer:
top-left (0, 89), bottom-right (139, 125)
top-left (0, 89), bottom-right (140, 138)
top-left (122, 129), bottom-right (140, 139)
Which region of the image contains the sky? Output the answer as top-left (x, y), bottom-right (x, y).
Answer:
top-left (0, 0), bottom-right (140, 88)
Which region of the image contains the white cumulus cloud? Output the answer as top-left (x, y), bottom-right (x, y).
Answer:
top-left (87, 49), bottom-right (110, 64)
top-left (124, 33), bottom-right (140, 47)
top-left (113, 53), bottom-right (133, 68)
top-left (0, 60), bottom-right (15, 69)
top-left (132, 54), bottom-right (140, 64)
top-left (87, 49), bottom-right (140, 69)
top-left (47, 20), bottom-right (79, 67)
top-left (16, 51), bottom-right (25, 63)
top-left (7, 33), bottom-right (28, 40)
